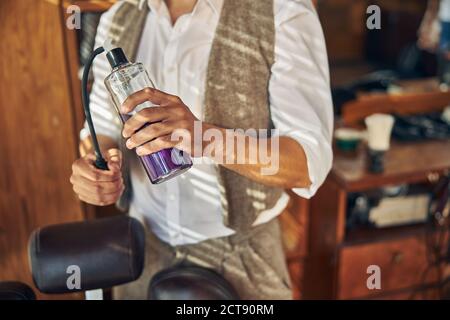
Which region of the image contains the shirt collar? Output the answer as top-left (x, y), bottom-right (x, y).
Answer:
top-left (139, 0), bottom-right (221, 16)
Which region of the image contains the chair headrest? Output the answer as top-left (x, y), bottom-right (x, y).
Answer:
top-left (149, 265), bottom-right (239, 300)
top-left (29, 216), bottom-right (145, 294)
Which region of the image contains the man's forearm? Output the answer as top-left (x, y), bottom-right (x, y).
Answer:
top-left (223, 136), bottom-right (311, 189)
top-left (203, 124), bottom-right (311, 189)
top-left (79, 134), bottom-right (119, 157)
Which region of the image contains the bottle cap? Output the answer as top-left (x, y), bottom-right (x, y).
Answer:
top-left (106, 47), bottom-right (129, 69)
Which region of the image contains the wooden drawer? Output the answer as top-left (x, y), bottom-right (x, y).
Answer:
top-left (337, 236), bottom-right (439, 299)
top-left (374, 286), bottom-right (441, 300)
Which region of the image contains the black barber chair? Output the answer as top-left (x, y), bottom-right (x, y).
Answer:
top-left (149, 265), bottom-right (239, 300)
top-left (19, 214), bottom-right (237, 300)
top-left (28, 215), bottom-right (145, 299)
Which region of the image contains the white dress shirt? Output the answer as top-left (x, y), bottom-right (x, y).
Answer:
top-left (441, 0), bottom-right (450, 22)
top-left (81, 0), bottom-right (333, 245)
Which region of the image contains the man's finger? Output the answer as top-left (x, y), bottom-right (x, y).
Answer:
top-left (122, 107), bottom-right (170, 138)
top-left (71, 174), bottom-right (123, 195)
top-left (78, 191), bottom-right (122, 206)
top-left (75, 157), bottom-right (121, 182)
top-left (126, 121), bottom-right (178, 149)
top-left (121, 87), bottom-right (178, 113)
top-left (135, 135), bottom-right (175, 156)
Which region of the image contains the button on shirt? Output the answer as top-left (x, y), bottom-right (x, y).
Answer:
top-left (81, 0), bottom-right (334, 245)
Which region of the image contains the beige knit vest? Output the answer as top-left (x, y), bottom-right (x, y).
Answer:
top-left (108, 0), bottom-right (283, 232)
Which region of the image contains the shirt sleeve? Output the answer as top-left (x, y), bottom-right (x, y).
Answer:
top-left (79, 2), bottom-right (123, 143)
top-left (270, 0), bottom-right (334, 198)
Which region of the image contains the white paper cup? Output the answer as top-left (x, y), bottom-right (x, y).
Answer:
top-left (365, 113), bottom-right (394, 151)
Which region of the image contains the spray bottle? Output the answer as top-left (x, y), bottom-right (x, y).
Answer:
top-left (81, 41), bottom-right (192, 184)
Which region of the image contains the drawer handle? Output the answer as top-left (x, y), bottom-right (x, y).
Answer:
top-left (392, 251), bottom-right (404, 264)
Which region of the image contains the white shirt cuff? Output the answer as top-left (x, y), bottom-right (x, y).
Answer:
top-left (283, 130), bottom-right (332, 199)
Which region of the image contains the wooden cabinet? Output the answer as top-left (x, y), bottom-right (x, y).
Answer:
top-left (337, 235), bottom-right (439, 299)
top-left (304, 139), bottom-right (450, 299)
top-left (375, 286), bottom-right (441, 300)
top-left (303, 77), bottom-right (450, 300)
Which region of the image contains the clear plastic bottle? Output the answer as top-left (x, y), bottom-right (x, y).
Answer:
top-left (104, 47), bottom-right (192, 184)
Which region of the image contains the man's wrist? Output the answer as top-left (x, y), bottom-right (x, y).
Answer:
top-left (199, 122), bottom-right (234, 163)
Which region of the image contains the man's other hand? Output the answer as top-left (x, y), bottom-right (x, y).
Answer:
top-left (70, 148), bottom-right (124, 206)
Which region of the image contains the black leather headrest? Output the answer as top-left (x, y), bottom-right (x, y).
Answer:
top-left (149, 266), bottom-right (239, 300)
top-left (29, 216), bottom-right (145, 294)
top-left (0, 281), bottom-right (36, 300)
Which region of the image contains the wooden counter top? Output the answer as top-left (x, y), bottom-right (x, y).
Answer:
top-left (331, 139), bottom-right (450, 191)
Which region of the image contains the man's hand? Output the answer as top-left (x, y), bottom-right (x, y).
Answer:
top-left (70, 148), bottom-right (124, 206)
top-left (418, 0), bottom-right (440, 52)
top-left (121, 88), bottom-right (201, 156)
top-left (418, 17), bottom-right (440, 52)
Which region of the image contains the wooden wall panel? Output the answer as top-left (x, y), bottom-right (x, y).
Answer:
top-left (317, 0), bottom-right (368, 63)
top-left (0, 0), bottom-right (84, 299)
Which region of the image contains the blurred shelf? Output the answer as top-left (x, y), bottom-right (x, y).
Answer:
top-left (63, 0), bottom-right (117, 12)
top-left (332, 139), bottom-right (450, 192)
top-left (342, 78), bottom-right (450, 125)
top-left (330, 61), bottom-right (378, 88)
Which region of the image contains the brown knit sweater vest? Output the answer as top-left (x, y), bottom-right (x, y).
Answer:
top-left (108, 0), bottom-right (283, 232)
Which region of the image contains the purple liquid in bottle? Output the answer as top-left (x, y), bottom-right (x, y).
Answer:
top-left (120, 114), bottom-right (192, 184)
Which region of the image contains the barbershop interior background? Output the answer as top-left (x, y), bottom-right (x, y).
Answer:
top-left (0, 0), bottom-right (449, 300)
